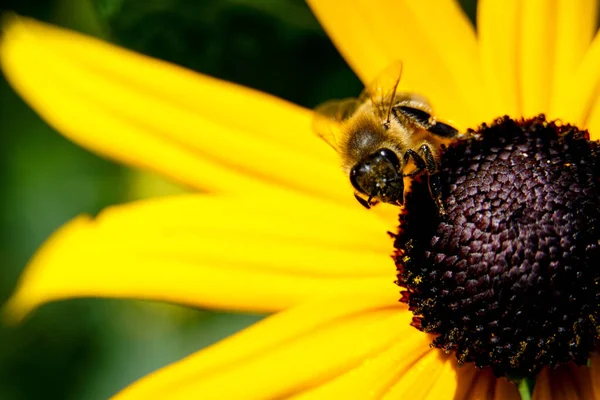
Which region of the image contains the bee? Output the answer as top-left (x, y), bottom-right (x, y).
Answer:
top-left (313, 62), bottom-right (459, 216)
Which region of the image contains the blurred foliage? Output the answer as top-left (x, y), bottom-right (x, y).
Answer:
top-left (0, 0), bottom-right (476, 398)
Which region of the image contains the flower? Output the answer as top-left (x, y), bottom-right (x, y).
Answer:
top-left (1, 0), bottom-right (600, 399)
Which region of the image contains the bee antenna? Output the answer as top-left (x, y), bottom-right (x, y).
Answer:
top-left (384, 63), bottom-right (403, 129)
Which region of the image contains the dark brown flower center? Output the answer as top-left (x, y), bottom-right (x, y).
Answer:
top-left (393, 115), bottom-right (600, 378)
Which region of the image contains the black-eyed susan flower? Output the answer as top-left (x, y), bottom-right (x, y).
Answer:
top-left (1, 0), bottom-right (600, 399)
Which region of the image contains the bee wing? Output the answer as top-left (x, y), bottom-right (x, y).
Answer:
top-left (313, 98), bottom-right (360, 151)
top-left (359, 61), bottom-right (404, 122)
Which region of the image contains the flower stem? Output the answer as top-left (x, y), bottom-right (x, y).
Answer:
top-left (517, 378), bottom-right (535, 400)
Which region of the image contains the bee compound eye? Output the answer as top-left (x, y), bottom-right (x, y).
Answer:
top-left (349, 164), bottom-right (366, 193)
top-left (377, 148), bottom-right (401, 169)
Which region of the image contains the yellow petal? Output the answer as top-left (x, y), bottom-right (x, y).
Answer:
top-left (424, 361), bottom-right (477, 400)
top-left (548, 0), bottom-right (598, 121)
top-left (555, 17), bottom-right (600, 127)
top-left (0, 15), bottom-right (352, 204)
top-left (5, 194), bottom-right (396, 320)
top-left (307, 0), bottom-right (486, 130)
top-left (465, 369), bottom-right (495, 399)
top-left (518, 0), bottom-right (556, 117)
top-left (481, 0), bottom-right (595, 121)
top-left (567, 363), bottom-right (597, 400)
top-left (532, 368), bottom-right (552, 400)
top-left (591, 353), bottom-right (600, 399)
top-left (534, 364), bottom-right (585, 400)
top-left (477, 0), bottom-right (521, 119)
top-left (115, 294), bottom-right (408, 399)
top-left (580, 68), bottom-right (600, 140)
top-left (493, 377), bottom-right (520, 400)
top-left (585, 100), bottom-right (600, 141)
top-left (290, 334), bottom-right (433, 399)
top-left (380, 351), bottom-right (446, 399)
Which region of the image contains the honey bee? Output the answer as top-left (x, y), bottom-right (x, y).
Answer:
top-left (313, 62), bottom-right (459, 215)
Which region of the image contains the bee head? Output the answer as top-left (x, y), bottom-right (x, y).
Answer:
top-left (350, 148), bottom-right (405, 206)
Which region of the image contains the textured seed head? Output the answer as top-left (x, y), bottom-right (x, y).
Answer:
top-left (394, 115), bottom-right (600, 378)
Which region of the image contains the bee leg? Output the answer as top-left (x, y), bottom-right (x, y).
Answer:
top-left (418, 144), bottom-right (446, 217)
top-left (428, 172), bottom-right (446, 217)
top-left (402, 149), bottom-right (427, 177)
top-left (402, 146), bottom-right (446, 216)
top-left (394, 106), bottom-right (459, 138)
top-left (418, 144), bottom-right (438, 174)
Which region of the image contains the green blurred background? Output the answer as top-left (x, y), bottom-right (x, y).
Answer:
top-left (0, 1), bottom-right (476, 398)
